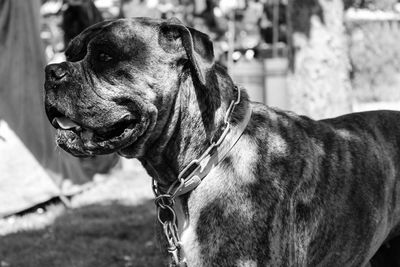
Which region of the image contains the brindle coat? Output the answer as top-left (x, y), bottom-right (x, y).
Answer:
top-left (44, 17), bottom-right (400, 266)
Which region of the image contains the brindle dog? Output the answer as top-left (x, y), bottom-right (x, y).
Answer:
top-left (44, 17), bottom-right (400, 266)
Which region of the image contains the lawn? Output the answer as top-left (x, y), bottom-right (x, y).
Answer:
top-left (0, 160), bottom-right (167, 267)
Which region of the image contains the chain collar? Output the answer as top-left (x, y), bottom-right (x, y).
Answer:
top-left (152, 86), bottom-right (252, 266)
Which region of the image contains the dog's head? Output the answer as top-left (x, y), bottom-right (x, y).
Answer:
top-left (44, 17), bottom-right (215, 157)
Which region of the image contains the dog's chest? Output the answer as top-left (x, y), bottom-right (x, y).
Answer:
top-left (178, 137), bottom-right (266, 266)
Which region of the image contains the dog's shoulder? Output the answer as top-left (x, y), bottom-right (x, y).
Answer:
top-left (244, 102), bottom-right (318, 141)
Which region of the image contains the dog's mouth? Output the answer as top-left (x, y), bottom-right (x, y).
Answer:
top-left (46, 106), bottom-right (146, 156)
top-left (51, 115), bottom-right (135, 141)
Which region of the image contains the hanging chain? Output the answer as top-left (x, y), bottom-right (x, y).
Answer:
top-left (152, 86), bottom-right (241, 267)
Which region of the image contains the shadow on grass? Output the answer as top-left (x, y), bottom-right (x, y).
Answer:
top-left (0, 199), bottom-right (167, 267)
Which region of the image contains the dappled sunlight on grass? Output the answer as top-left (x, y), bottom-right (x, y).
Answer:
top-left (0, 204), bottom-right (65, 236)
top-left (0, 201), bottom-right (166, 267)
top-left (0, 163), bottom-right (167, 267)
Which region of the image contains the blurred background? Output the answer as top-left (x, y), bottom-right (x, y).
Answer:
top-left (1, 0), bottom-right (400, 266)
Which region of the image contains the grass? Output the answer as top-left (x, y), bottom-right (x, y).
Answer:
top-left (0, 160), bottom-right (167, 267)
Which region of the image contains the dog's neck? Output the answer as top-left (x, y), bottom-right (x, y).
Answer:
top-left (140, 65), bottom-right (248, 188)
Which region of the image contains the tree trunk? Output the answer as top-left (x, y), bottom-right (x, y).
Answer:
top-left (287, 0), bottom-right (352, 119)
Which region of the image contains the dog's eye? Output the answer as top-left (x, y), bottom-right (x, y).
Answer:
top-left (98, 52), bottom-right (112, 62)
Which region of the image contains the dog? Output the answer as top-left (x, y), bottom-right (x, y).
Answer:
top-left (44, 17), bottom-right (400, 266)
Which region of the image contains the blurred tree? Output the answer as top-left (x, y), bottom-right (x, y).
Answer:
top-left (343, 0), bottom-right (398, 10)
top-left (287, 0), bottom-right (352, 119)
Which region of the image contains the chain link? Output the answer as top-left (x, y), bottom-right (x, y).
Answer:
top-left (153, 86), bottom-right (241, 267)
top-left (169, 86), bottom-right (241, 199)
top-left (155, 196), bottom-right (185, 266)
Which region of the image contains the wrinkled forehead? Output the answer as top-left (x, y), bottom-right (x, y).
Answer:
top-left (65, 18), bottom-right (162, 61)
top-left (104, 18), bottom-right (160, 40)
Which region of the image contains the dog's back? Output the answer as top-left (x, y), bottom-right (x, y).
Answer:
top-left (184, 105), bottom-right (400, 266)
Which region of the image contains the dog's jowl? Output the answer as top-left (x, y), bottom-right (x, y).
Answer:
top-left (44, 17), bottom-right (400, 266)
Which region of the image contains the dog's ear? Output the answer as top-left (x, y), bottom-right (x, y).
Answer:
top-left (65, 21), bottom-right (113, 62)
top-left (159, 18), bottom-right (215, 86)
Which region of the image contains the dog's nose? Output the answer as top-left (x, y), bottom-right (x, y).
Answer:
top-left (45, 63), bottom-right (68, 82)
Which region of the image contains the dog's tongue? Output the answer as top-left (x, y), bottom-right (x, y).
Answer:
top-left (54, 117), bottom-right (80, 130)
